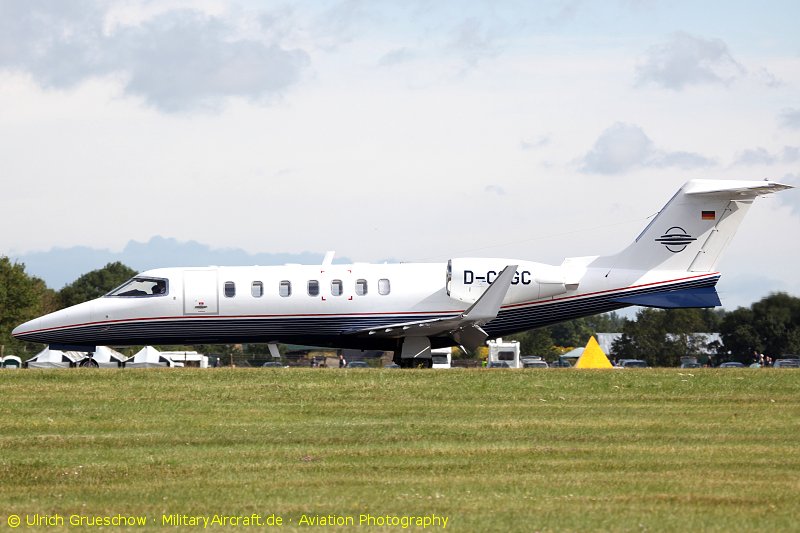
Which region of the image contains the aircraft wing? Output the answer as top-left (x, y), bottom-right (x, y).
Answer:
top-left (347, 264), bottom-right (518, 349)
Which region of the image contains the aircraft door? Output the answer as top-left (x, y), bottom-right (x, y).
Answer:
top-left (183, 270), bottom-right (219, 315)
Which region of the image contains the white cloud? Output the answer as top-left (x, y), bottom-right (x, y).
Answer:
top-left (448, 17), bottom-right (502, 67)
top-left (484, 185), bottom-right (506, 196)
top-left (0, 2), bottom-right (310, 112)
top-left (650, 151), bottom-right (716, 169)
top-left (579, 123), bottom-right (715, 174)
top-left (733, 147), bottom-right (774, 166)
top-left (378, 47), bottom-right (417, 67)
top-left (113, 11), bottom-right (309, 112)
top-left (635, 32), bottom-right (744, 90)
top-left (778, 174), bottom-right (800, 216)
top-left (580, 123), bottom-right (653, 174)
top-left (545, 0), bottom-right (583, 26)
top-left (309, 0), bottom-right (371, 50)
top-left (520, 136), bottom-right (551, 151)
top-left (734, 146), bottom-right (800, 166)
top-left (754, 67), bottom-right (783, 88)
top-left (779, 108), bottom-right (800, 129)
top-left (0, 0), bottom-right (108, 87)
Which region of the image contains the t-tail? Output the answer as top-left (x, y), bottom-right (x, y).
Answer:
top-left (595, 179), bottom-right (792, 308)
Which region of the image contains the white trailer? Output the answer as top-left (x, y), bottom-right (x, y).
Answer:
top-left (161, 351), bottom-right (209, 368)
top-left (431, 348), bottom-right (452, 369)
top-left (487, 338), bottom-right (521, 368)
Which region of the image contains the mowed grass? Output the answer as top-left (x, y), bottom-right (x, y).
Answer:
top-left (1, 368), bottom-right (799, 532)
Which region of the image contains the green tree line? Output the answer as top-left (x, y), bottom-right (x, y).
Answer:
top-left (2, 257), bottom-right (799, 365)
top-left (611, 297), bottom-right (800, 366)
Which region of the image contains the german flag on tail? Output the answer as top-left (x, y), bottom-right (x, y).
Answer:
top-left (701, 210), bottom-right (716, 220)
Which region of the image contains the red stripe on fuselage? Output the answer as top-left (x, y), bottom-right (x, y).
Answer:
top-left (17, 272), bottom-right (719, 335)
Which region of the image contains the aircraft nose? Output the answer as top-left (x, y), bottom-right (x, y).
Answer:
top-left (11, 301), bottom-right (95, 343)
top-left (12, 317), bottom-right (41, 338)
top-left (12, 310), bottom-right (68, 341)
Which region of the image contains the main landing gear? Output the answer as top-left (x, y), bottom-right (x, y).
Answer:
top-left (79, 353), bottom-right (99, 368)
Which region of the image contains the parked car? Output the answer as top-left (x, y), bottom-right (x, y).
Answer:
top-left (680, 362), bottom-right (702, 368)
top-left (262, 361), bottom-right (286, 368)
top-left (719, 362), bottom-right (746, 368)
top-left (384, 363), bottom-right (400, 369)
top-left (522, 360), bottom-right (549, 368)
top-left (618, 359), bottom-right (648, 368)
top-left (773, 359), bottom-right (800, 368)
top-left (486, 361), bottom-right (511, 368)
top-left (550, 359), bottom-right (572, 368)
top-left (347, 361), bottom-right (370, 368)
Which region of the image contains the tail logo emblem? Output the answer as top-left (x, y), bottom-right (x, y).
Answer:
top-left (655, 226), bottom-right (697, 253)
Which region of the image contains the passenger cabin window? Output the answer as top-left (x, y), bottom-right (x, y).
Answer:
top-left (308, 280), bottom-right (320, 296)
top-left (106, 277), bottom-right (168, 297)
top-left (224, 281), bottom-right (236, 298)
top-left (252, 281), bottom-right (263, 297)
top-left (279, 280), bottom-right (292, 297)
top-left (378, 278), bottom-right (390, 295)
top-left (355, 279), bottom-right (368, 296)
top-left (331, 279), bottom-right (343, 296)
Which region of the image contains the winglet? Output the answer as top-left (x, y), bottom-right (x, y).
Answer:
top-left (460, 265), bottom-right (518, 323)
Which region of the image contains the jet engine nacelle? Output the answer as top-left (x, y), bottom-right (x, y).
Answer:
top-left (446, 258), bottom-right (568, 304)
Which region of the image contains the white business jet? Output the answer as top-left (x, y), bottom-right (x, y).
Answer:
top-left (13, 179), bottom-right (792, 367)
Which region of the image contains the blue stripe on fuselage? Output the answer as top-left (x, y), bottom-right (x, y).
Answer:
top-left (16, 275), bottom-right (720, 349)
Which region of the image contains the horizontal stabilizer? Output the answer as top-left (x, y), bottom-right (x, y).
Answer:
top-left (683, 180), bottom-right (793, 197)
top-left (610, 286), bottom-right (721, 309)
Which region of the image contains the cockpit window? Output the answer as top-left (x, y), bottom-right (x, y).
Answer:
top-left (106, 277), bottom-right (168, 297)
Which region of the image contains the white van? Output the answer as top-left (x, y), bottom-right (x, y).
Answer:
top-left (487, 338), bottom-right (521, 368)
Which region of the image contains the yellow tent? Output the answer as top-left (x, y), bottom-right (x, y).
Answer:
top-left (574, 336), bottom-right (613, 368)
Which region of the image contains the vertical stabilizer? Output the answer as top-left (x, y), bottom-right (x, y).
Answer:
top-left (605, 179), bottom-right (792, 273)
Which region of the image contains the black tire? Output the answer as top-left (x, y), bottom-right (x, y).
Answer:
top-left (79, 358), bottom-right (99, 368)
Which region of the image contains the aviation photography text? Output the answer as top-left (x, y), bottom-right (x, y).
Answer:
top-left (7, 511), bottom-right (450, 530)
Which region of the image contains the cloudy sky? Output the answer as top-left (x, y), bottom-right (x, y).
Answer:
top-left (1, 0), bottom-right (799, 309)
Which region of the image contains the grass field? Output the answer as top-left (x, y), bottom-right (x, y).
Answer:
top-left (1, 368), bottom-right (799, 532)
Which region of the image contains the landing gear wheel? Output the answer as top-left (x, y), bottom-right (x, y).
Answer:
top-left (79, 358), bottom-right (99, 368)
